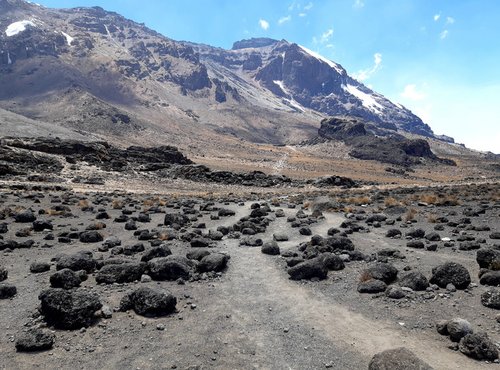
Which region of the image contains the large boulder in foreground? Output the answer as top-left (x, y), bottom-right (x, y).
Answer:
top-left (429, 262), bottom-right (471, 290)
top-left (148, 256), bottom-right (192, 281)
top-left (287, 257), bottom-right (328, 280)
top-left (197, 253), bottom-right (230, 273)
top-left (398, 271), bottom-right (429, 291)
top-left (459, 333), bottom-right (499, 361)
top-left (15, 328), bottom-right (55, 352)
top-left (369, 347), bottom-right (434, 370)
top-left (119, 287), bottom-right (176, 317)
top-left (56, 251), bottom-right (96, 273)
top-left (95, 263), bottom-right (145, 284)
top-left (38, 288), bottom-right (102, 329)
top-left (363, 263), bottom-right (398, 284)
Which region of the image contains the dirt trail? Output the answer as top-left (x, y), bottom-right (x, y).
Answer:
top-left (216, 212), bottom-right (487, 369)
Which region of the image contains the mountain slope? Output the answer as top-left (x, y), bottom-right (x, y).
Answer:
top-left (0, 0), bottom-right (443, 154)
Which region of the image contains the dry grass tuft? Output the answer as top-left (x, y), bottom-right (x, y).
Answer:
top-left (78, 199), bottom-right (90, 208)
top-left (112, 199), bottom-right (124, 209)
top-left (404, 208), bottom-right (418, 222)
top-left (345, 196), bottom-right (371, 206)
top-left (427, 213), bottom-right (439, 223)
top-left (158, 232), bottom-right (170, 241)
top-left (359, 270), bottom-right (373, 283)
top-left (384, 197), bottom-right (401, 207)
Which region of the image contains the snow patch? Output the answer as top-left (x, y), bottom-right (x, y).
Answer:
top-left (342, 84), bottom-right (384, 114)
top-left (61, 31), bottom-right (74, 46)
top-left (5, 20), bottom-right (36, 37)
top-left (273, 80), bottom-right (305, 112)
top-left (298, 45), bottom-right (344, 74)
top-left (7, 52), bottom-right (12, 65)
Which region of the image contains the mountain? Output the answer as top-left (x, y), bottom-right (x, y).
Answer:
top-left (0, 0), bottom-right (444, 154)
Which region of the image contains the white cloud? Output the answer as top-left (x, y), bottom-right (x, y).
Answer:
top-left (299, 12), bottom-right (307, 17)
top-left (353, 0), bottom-right (364, 9)
top-left (401, 84), bottom-right (426, 101)
top-left (446, 16), bottom-right (455, 25)
top-left (304, 2), bottom-right (314, 10)
top-left (440, 29), bottom-right (449, 39)
top-left (288, 1), bottom-right (298, 11)
top-left (321, 28), bottom-right (333, 43)
top-left (353, 52), bottom-right (382, 81)
top-left (259, 19), bottom-right (269, 30)
top-left (278, 15), bottom-right (291, 25)
top-left (433, 14), bottom-right (441, 21)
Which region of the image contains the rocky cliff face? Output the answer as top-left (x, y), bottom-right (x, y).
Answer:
top-left (0, 0), bottom-right (442, 149)
top-left (194, 38), bottom-right (434, 137)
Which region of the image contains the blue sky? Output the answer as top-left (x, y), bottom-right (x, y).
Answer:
top-left (36, 0), bottom-right (500, 153)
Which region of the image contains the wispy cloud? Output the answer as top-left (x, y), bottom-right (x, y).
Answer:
top-left (299, 12), bottom-right (307, 17)
top-left (433, 14), bottom-right (441, 21)
top-left (353, 52), bottom-right (382, 81)
top-left (304, 2), bottom-right (314, 11)
top-left (440, 29), bottom-right (449, 39)
top-left (401, 84), bottom-right (426, 101)
top-left (446, 16), bottom-right (455, 25)
top-left (278, 15), bottom-right (292, 25)
top-left (259, 19), bottom-right (269, 31)
top-left (288, 1), bottom-right (298, 11)
top-left (312, 28), bottom-right (334, 45)
top-left (321, 29), bottom-right (333, 43)
top-left (353, 0), bottom-right (364, 9)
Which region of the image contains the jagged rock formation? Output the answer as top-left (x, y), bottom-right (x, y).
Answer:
top-left (317, 117), bottom-right (456, 167)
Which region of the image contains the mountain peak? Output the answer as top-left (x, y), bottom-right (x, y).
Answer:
top-left (231, 38), bottom-right (279, 50)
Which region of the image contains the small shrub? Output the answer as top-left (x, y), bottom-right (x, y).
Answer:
top-left (384, 197), bottom-right (401, 207)
top-left (427, 213), bottom-right (439, 223)
top-left (359, 270), bottom-right (373, 283)
top-left (404, 208), bottom-right (417, 222)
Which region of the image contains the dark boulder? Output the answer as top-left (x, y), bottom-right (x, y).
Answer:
top-left (399, 271), bottom-right (429, 291)
top-left (79, 231), bottom-right (103, 243)
top-left (368, 347), bottom-right (434, 370)
top-left (197, 253), bottom-right (230, 273)
top-left (406, 228), bottom-right (425, 239)
top-left (33, 220), bottom-right (53, 232)
top-left (30, 262), bottom-right (51, 273)
top-left (386, 229), bottom-right (402, 238)
top-left (15, 328), bottom-right (55, 352)
top-left (119, 287), bottom-right (176, 317)
top-left (148, 257), bottom-right (192, 281)
top-left (50, 269), bottom-right (83, 289)
top-left (95, 263), bottom-right (145, 284)
top-left (357, 279), bottom-right (387, 294)
top-left (320, 253), bottom-right (345, 271)
top-left (287, 257), bottom-right (328, 280)
top-left (56, 251), bottom-right (96, 273)
top-left (0, 283), bottom-right (17, 299)
top-left (0, 266), bottom-right (7, 282)
top-left (38, 288), bottom-right (102, 329)
top-left (479, 271), bottom-right (500, 286)
top-left (476, 248), bottom-right (500, 269)
top-left (261, 241), bottom-right (280, 255)
top-left (430, 262), bottom-right (471, 289)
top-left (481, 290), bottom-right (500, 309)
top-left (407, 241), bottom-right (425, 249)
top-left (15, 211), bottom-right (36, 223)
top-left (141, 245), bottom-right (172, 262)
top-left (447, 318), bottom-right (473, 342)
top-left (459, 333), bottom-right (499, 361)
top-left (164, 213), bottom-right (189, 228)
top-left (186, 249), bottom-right (211, 261)
top-left (364, 263), bottom-right (398, 284)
